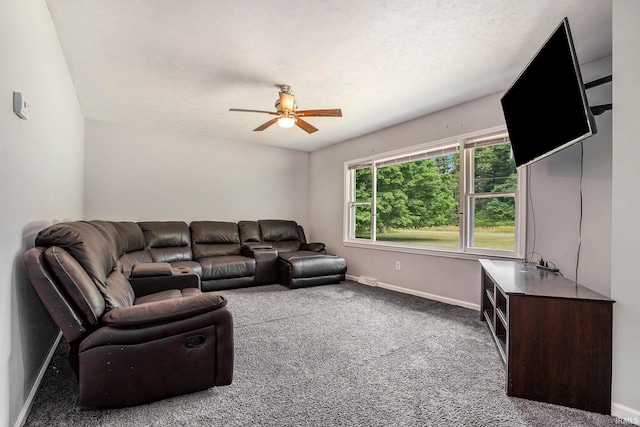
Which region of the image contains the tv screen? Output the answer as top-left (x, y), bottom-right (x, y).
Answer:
top-left (501, 18), bottom-right (596, 168)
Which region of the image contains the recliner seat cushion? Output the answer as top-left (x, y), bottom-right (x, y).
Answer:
top-left (134, 287), bottom-right (201, 305)
top-left (198, 255), bottom-right (255, 281)
top-left (100, 293), bottom-right (227, 328)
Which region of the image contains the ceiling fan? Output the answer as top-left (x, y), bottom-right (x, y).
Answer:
top-left (229, 85), bottom-right (342, 134)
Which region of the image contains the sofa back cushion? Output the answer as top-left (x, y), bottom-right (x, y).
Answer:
top-left (190, 221), bottom-right (241, 259)
top-left (138, 221), bottom-right (193, 262)
top-left (88, 220), bottom-right (124, 260)
top-left (104, 271), bottom-right (135, 309)
top-left (35, 221), bottom-right (117, 296)
top-left (112, 221), bottom-right (146, 253)
top-left (119, 250), bottom-right (154, 275)
top-left (258, 220), bottom-right (301, 252)
top-left (44, 246), bottom-right (105, 325)
top-left (23, 247), bottom-right (88, 343)
top-left (238, 221), bottom-right (261, 246)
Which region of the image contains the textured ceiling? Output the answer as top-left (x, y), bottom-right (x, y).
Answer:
top-left (46, 0), bottom-right (612, 152)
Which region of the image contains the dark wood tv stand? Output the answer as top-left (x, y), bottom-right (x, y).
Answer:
top-left (479, 259), bottom-right (614, 414)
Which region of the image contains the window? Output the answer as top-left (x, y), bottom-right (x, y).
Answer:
top-left (345, 128), bottom-right (525, 258)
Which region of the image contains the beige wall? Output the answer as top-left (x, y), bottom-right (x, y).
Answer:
top-left (0, 1), bottom-right (85, 425)
top-left (84, 119), bottom-right (310, 227)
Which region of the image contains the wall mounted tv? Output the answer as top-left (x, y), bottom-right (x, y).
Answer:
top-left (501, 17), bottom-right (597, 168)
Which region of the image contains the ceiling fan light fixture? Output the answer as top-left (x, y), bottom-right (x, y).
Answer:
top-left (277, 116), bottom-right (296, 128)
top-left (229, 85), bottom-right (341, 134)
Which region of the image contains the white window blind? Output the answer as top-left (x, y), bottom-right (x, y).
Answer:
top-left (376, 144), bottom-right (459, 169)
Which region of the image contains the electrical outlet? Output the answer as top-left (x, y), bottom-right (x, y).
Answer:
top-left (395, 261), bottom-right (401, 271)
top-left (13, 91), bottom-right (30, 119)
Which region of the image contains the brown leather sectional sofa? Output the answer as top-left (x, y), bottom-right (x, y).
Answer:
top-left (117, 219), bottom-right (347, 290)
top-left (22, 219), bottom-right (346, 409)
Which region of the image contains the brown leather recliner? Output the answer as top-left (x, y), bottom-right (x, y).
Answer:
top-left (23, 221), bottom-right (233, 410)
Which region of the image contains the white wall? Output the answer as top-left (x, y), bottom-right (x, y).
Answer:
top-left (0, 1), bottom-right (84, 425)
top-left (611, 0), bottom-right (640, 421)
top-left (309, 92), bottom-right (508, 307)
top-left (309, 60), bottom-right (613, 307)
top-left (84, 119), bottom-right (310, 226)
top-left (527, 56), bottom-right (612, 296)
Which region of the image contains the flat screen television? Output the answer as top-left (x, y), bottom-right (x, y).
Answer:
top-left (501, 18), bottom-right (596, 168)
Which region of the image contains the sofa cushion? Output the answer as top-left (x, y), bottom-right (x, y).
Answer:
top-left (258, 220), bottom-right (302, 252)
top-left (112, 221), bottom-right (146, 253)
top-left (119, 250), bottom-right (154, 275)
top-left (134, 287), bottom-right (201, 305)
top-left (138, 221), bottom-right (193, 263)
top-left (198, 255), bottom-right (255, 281)
top-left (278, 251), bottom-right (348, 279)
top-left (88, 220), bottom-right (125, 260)
top-left (35, 221), bottom-right (116, 295)
top-left (102, 293), bottom-right (226, 328)
top-left (44, 246), bottom-right (105, 325)
top-left (104, 271), bottom-right (135, 309)
top-left (259, 220), bottom-right (300, 242)
top-left (238, 221), bottom-right (261, 245)
top-left (190, 221), bottom-right (241, 259)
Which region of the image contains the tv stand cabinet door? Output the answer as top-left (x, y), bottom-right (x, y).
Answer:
top-left (506, 294), bottom-right (613, 415)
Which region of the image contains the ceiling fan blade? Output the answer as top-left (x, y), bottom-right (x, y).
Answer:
top-left (229, 108), bottom-right (277, 115)
top-left (296, 109), bottom-right (342, 117)
top-left (253, 117), bottom-right (279, 131)
top-left (295, 118), bottom-right (319, 134)
top-left (279, 92), bottom-right (295, 112)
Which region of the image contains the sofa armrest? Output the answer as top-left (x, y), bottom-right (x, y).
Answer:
top-left (241, 245), bottom-right (278, 284)
top-left (241, 243), bottom-right (273, 255)
top-left (130, 262), bottom-right (173, 277)
top-left (102, 293), bottom-right (226, 328)
top-left (300, 242), bottom-right (326, 253)
top-left (129, 267), bottom-right (200, 297)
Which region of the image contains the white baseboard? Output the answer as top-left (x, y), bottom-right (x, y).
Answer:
top-left (15, 332), bottom-right (62, 427)
top-left (612, 402), bottom-right (640, 425)
top-left (347, 274), bottom-right (480, 311)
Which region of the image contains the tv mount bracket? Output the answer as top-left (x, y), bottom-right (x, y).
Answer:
top-left (585, 74), bottom-right (612, 116)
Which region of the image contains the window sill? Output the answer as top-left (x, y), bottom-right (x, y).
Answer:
top-left (343, 240), bottom-right (523, 262)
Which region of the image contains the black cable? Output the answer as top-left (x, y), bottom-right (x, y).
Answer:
top-left (527, 166), bottom-right (536, 263)
top-left (575, 141), bottom-right (584, 284)
top-left (523, 251), bottom-right (543, 265)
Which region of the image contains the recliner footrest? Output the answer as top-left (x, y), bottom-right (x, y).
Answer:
top-left (278, 251), bottom-right (347, 288)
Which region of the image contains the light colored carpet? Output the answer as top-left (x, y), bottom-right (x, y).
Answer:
top-left (25, 281), bottom-right (629, 426)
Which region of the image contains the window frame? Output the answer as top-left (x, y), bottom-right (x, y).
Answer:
top-left (343, 125), bottom-right (526, 260)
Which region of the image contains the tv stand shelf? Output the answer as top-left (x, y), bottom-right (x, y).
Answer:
top-left (479, 259), bottom-right (614, 415)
